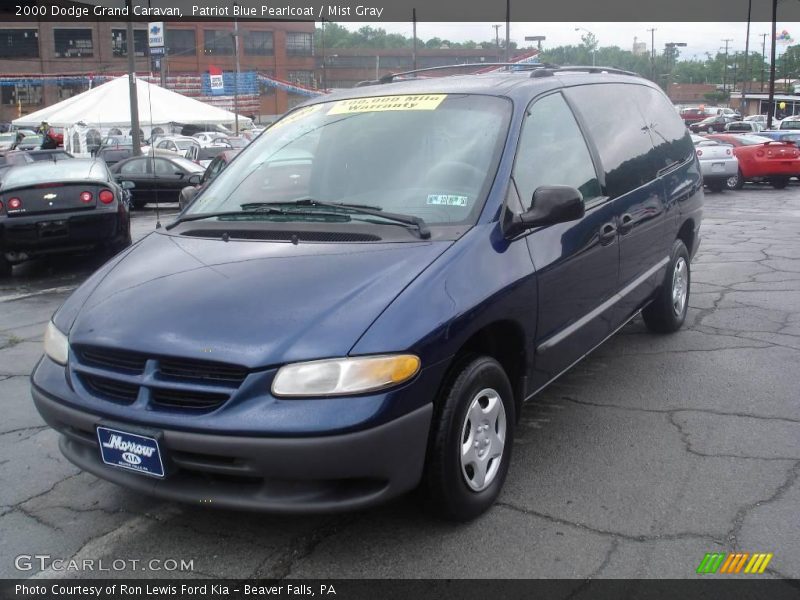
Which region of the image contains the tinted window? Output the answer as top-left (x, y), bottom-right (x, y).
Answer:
top-left (154, 158), bottom-right (178, 176)
top-left (566, 83), bottom-right (658, 198)
top-left (120, 158), bottom-right (148, 175)
top-left (633, 85), bottom-right (694, 171)
top-left (513, 92), bottom-right (601, 206)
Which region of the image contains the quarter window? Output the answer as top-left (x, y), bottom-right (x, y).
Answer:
top-left (633, 85), bottom-right (694, 172)
top-left (513, 92), bottom-right (601, 207)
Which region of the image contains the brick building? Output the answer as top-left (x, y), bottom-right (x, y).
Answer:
top-left (0, 21), bottom-right (316, 123)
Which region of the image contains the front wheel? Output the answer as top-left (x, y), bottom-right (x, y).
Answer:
top-left (423, 356), bottom-right (515, 521)
top-left (642, 239), bottom-right (690, 334)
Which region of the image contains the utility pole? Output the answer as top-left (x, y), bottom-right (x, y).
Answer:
top-left (320, 18), bottom-right (326, 91)
top-left (767, 0), bottom-right (777, 128)
top-left (760, 33), bottom-right (768, 92)
top-left (233, 9), bottom-right (240, 135)
top-left (126, 0), bottom-right (141, 156)
top-left (412, 9), bottom-right (417, 70)
top-left (647, 28), bottom-right (656, 81)
top-left (504, 0), bottom-right (510, 63)
top-left (721, 38), bottom-right (733, 94)
top-left (742, 0), bottom-right (752, 100)
top-left (493, 24), bottom-right (501, 63)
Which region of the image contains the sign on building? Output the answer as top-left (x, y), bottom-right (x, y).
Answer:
top-left (148, 22), bottom-right (164, 48)
top-left (209, 66), bottom-right (224, 95)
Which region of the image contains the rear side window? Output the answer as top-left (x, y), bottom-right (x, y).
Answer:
top-left (513, 92), bottom-right (601, 206)
top-left (633, 85), bottom-right (694, 172)
top-left (566, 83), bottom-right (658, 198)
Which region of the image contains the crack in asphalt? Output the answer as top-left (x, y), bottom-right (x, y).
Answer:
top-left (0, 425), bottom-right (48, 437)
top-left (564, 539), bottom-right (620, 596)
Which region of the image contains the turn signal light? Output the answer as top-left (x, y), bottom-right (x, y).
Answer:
top-left (98, 189), bottom-right (114, 204)
top-left (8, 198), bottom-right (22, 210)
top-left (79, 191), bottom-right (92, 203)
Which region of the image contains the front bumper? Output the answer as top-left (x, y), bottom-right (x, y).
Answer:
top-left (33, 384), bottom-right (433, 512)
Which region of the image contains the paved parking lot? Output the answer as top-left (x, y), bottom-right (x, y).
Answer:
top-left (1, 188), bottom-right (798, 580)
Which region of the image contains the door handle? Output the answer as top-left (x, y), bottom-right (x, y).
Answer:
top-left (598, 222), bottom-right (617, 245)
top-left (619, 213), bottom-right (634, 234)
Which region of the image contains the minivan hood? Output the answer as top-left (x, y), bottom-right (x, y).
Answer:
top-left (68, 231), bottom-right (451, 368)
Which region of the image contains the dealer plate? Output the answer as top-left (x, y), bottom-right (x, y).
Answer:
top-left (96, 426), bottom-right (165, 478)
top-left (711, 162), bottom-right (725, 173)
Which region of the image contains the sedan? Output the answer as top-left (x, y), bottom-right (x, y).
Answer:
top-left (15, 135), bottom-right (43, 151)
top-left (724, 121), bottom-right (763, 133)
top-left (706, 133), bottom-right (800, 189)
top-left (690, 115), bottom-right (737, 134)
top-left (111, 155), bottom-right (204, 208)
top-left (178, 149), bottom-right (240, 210)
top-left (690, 135), bottom-right (738, 192)
top-left (0, 159), bottom-right (131, 276)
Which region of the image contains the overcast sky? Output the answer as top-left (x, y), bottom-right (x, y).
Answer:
top-left (341, 22), bottom-right (799, 59)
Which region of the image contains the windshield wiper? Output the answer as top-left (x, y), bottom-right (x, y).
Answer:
top-left (246, 199), bottom-right (431, 239)
top-left (165, 207), bottom-right (286, 230)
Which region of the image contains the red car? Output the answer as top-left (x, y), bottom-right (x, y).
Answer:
top-left (680, 107), bottom-right (707, 126)
top-left (706, 133), bottom-right (800, 189)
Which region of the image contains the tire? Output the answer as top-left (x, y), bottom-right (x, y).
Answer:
top-left (707, 127), bottom-right (714, 134)
top-left (707, 181), bottom-right (725, 193)
top-left (105, 229), bottom-right (132, 257)
top-left (771, 177), bottom-right (789, 189)
top-left (726, 168), bottom-right (745, 190)
top-left (642, 239), bottom-right (691, 334)
top-left (131, 198), bottom-right (147, 210)
top-left (0, 255), bottom-right (11, 278)
top-left (423, 355), bottom-right (515, 521)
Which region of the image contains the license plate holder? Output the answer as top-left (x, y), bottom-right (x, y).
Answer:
top-left (96, 425), bottom-right (165, 478)
top-left (711, 162), bottom-right (725, 173)
top-left (37, 220), bottom-right (68, 239)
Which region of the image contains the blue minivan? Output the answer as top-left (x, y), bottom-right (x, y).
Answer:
top-left (32, 67), bottom-right (703, 520)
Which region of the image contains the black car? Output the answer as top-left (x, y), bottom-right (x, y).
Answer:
top-left (111, 155), bottom-right (204, 209)
top-left (178, 148), bottom-right (241, 209)
top-left (690, 115), bottom-right (737, 134)
top-left (31, 67), bottom-right (703, 520)
top-left (0, 159), bottom-right (132, 276)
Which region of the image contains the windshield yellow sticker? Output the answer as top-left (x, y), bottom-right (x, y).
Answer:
top-left (271, 104), bottom-right (322, 129)
top-left (328, 94), bottom-right (447, 115)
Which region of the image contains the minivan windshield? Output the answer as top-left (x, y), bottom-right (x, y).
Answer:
top-left (186, 94), bottom-right (511, 227)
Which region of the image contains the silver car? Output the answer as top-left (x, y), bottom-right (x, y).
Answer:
top-left (691, 134), bottom-right (739, 192)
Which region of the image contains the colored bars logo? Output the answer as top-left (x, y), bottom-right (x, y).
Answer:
top-left (696, 552), bottom-right (773, 574)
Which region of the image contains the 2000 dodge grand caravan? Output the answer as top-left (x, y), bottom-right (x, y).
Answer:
top-left (32, 67), bottom-right (702, 520)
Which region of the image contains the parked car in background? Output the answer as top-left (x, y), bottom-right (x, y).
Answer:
top-left (744, 114), bottom-right (769, 126)
top-left (680, 107), bottom-right (707, 126)
top-left (778, 116), bottom-right (800, 130)
top-left (96, 145), bottom-right (134, 167)
top-left (110, 154), bottom-right (204, 208)
top-left (725, 121), bottom-right (764, 133)
top-left (690, 115), bottom-right (737, 133)
top-left (178, 148), bottom-right (241, 209)
top-left (192, 131), bottom-right (229, 145)
top-left (0, 152), bottom-right (34, 182)
top-left (148, 136), bottom-right (200, 157)
top-left (0, 132), bottom-right (18, 155)
top-left (15, 135), bottom-right (43, 151)
top-left (185, 143), bottom-right (233, 168)
top-left (690, 134), bottom-right (738, 192)
top-left (220, 136), bottom-right (250, 149)
top-left (0, 159), bottom-right (131, 275)
top-left (704, 106), bottom-right (739, 119)
top-left (754, 130), bottom-right (800, 145)
top-left (33, 70), bottom-right (703, 520)
top-left (706, 133), bottom-right (800, 189)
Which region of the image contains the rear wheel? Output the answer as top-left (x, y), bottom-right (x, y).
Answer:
top-left (642, 239), bottom-right (690, 334)
top-left (726, 169), bottom-right (745, 190)
top-left (423, 355), bottom-right (515, 521)
top-left (771, 177), bottom-right (789, 189)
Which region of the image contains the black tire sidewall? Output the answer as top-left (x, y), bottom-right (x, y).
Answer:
top-left (425, 356), bottom-right (515, 521)
top-left (643, 239), bottom-right (690, 333)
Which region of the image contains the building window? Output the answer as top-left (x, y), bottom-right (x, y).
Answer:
top-left (244, 30), bottom-right (273, 56)
top-left (1, 83), bottom-right (43, 106)
top-left (0, 29), bottom-right (38, 59)
top-left (286, 32), bottom-right (313, 56)
top-left (53, 28), bottom-right (93, 58)
top-left (111, 29), bottom-right (147, 57)
top-left (287, 70), bottom-right (315, 88)
top-left (58, 83), bottom-right (87, 102)
top-left (204, 30), bottom-right (234, 56)
top-left (167, 29), bottom-right (196, 57)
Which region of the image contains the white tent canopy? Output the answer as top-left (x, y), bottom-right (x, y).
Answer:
top-left (12, 76), bottom-right (251, 157)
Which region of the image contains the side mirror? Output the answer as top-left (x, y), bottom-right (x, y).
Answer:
top-left (175, 171), bottom-right (185, 177)
top-left (187, 173), bottom-right (202, 185)
top-left (504, 185), bottom-right (585, 238)
top-left (120, 180), bottom-right (135, 189)
top-left (179, 186), bottom-right (198, 211)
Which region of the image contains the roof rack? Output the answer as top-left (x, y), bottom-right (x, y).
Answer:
top-left (355, 62), bottom-right (559, 87)
top-left (355, 63), bottom-right (641, 87)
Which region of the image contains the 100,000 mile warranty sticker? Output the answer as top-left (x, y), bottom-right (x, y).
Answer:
top-left (328, 94), bottom-right (447, 114)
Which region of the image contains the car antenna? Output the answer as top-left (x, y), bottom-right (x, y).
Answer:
top-left (145, 78), bottom-right (162, 229)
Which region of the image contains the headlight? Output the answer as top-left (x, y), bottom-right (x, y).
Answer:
top-left (271, 354), bottom-right (420, 397)
top-left (43, 321), bottom-right (69, 365)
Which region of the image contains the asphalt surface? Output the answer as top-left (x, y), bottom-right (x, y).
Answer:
top-left (0, 189), bottom-right (798, 580)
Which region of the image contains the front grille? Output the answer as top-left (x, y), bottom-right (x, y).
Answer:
top-left (181, 229), bottom-right (381, 243)
top-left (159, 358), bottom-right (248, 384)
top-left (151, 388), bottom-right (228, 410)
top-left (80, 374), bottom-right (139, 404)
top-left (72, 346), bottom-right (249, 412)
top-left (77, 346), bottom-right (147, 374)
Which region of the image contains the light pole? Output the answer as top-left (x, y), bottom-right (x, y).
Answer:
top-left (492, 24), bottom-right (501, 62)
top-left (574, 27), bottom-right (596, 66)
top-left (664, 42), bottom-right (687, 94)
top-left (647, 27), bottom-right (656, 81)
